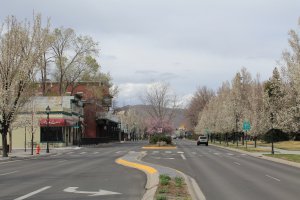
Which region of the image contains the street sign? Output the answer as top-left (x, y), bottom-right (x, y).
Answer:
top-left (64, 187), bottom-right (121, 196)
top-left (243, 121), bottom-right (251, 131)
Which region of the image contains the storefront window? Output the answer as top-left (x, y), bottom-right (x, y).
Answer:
top-left (41, 127), bottom-right (63, 142)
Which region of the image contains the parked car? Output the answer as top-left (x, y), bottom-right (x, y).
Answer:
top-left (197, 135), bottom-right (208, 146)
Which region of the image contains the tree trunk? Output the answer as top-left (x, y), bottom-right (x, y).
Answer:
top-left (9, 128), bottom-right (12, 153)
top-left (1, 132), bottom-right (8, 157)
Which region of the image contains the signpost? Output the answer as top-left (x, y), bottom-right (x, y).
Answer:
top-left (243, 121), bottom-right (251, 149)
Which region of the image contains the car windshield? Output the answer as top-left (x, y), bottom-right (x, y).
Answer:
top-left (200, 137), bottom-right (207, 139)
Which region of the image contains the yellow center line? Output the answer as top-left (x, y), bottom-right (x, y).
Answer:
top-left (116, 158), bottom-right (157, 174)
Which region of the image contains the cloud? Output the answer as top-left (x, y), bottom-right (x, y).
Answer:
top-left (1, 0), bottom-right (299, 107)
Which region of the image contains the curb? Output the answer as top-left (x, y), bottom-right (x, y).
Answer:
top-left (175, 170), bottom-right (206, 200)
top-left (210, 143), bottom-right (300, 169)
top-left (115, 151), bottom-right (205, 200)
top-left (115, 154), bottom-right (159, 200)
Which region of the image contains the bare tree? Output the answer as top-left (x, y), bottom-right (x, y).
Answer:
top-left (51, 27), bottom-right (99, 95)
top-left (0, 15), bottom-right (51, 157)
top-left (141, 82), bottom-right (179, 133)
top-left (185, 86), bottom-right (214, 130)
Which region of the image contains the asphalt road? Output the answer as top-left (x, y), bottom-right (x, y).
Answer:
top-left (142, 139), bottom-right (300, 200)
top-left (0, 142), bottom-right (146, 200)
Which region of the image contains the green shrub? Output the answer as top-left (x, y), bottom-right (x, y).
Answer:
top-left (158, 188), bottom-right (168, 194)
top-left (159, 174), bottom-right (171, 185)
top-left (149, 134), bottom-right (172, 144)
top-left (156, 194), bottom-right (167, 200)
top-left (175, 177), bottom-right (183, 187)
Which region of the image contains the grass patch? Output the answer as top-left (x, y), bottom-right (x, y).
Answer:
top-left (211, 142), bottom-right (269, 152)
top-left (258, 141), bottom-right (300, 151)
top-left (264, 154), bottom-right (300, 163)
top-left (155, 174), bottom-right (192, 200)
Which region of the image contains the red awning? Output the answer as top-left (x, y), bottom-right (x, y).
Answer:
top-left (40, 118), bottom-right (68, 127)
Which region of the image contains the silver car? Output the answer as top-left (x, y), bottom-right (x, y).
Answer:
top-left (197, 135), bottom-right (208, 146)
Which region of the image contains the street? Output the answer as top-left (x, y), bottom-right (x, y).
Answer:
top-left (1, 140), bottom-right (300, 200)
top-left (0, 142), bottom-right (146, 200)
top-left (142, 139), bottom-right (300, 200)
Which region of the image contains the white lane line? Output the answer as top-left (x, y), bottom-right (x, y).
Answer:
top-left (153, 151), bottom-right (159, 154)
top-left (266, 174), bottom-right (280, 182)
top-left (227, 153), bottom-right (234, 156)
top-left (181, 154), bottom-right (187, 160)
top-left (67, 152), bottom-right (74, 154)
top-left (93, 152), bottom-right (99, 154)
top-left (14, 186), bottom-right (52, 200)
top-left (177, 151), bottom-right (184, 154)
top-left (80, 152), bottom-right (87, 155)
top-left (0, 170), bottom-right (18, 176)
top-left (234, 162), bottom-right (241, 166)
top-left (164, 158), bottom-right (175, 160)
top-left (0, 160), bottom-right (21, 165)
top-left (165, 151), bottom-right (172, 154)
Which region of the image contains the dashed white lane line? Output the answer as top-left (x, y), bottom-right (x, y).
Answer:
top-left (80, 152), bottom-right (87, 155)
top-left (234, 162), bottom-right (241, 166)
top-left (153, 151), bottom-right (159, 154)
top-left (0, 160), bottom-right (21, 165)
top-left (266, 174), bottom-right (280, 182)
top-left (227, 153), bottom-right (234, 156)
top-left (165, 151), bottom-right (172, 154)
top-left (14, 186), bottom-right (52, 200)
top-left (0, 170), bottom-right (18, 176)
top-left (177, 151), bottom-right (184, 154)
top-left (181, 154), bottom-right (187, 160)
top-left (93, 152), bottom-right (99, 154)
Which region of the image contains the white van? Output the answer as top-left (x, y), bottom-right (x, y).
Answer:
top-left (197, 135), bottom-right (208, 146)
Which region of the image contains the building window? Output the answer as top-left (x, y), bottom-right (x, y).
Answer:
top-left (40, 127), bottom-right (63, 142)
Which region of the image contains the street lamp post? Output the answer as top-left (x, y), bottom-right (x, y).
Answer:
top-left (78, 116), bottom-right (81, 147)
top-left (46, 105), bottom-right (51, 153)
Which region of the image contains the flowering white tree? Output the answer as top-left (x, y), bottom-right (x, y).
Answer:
top-left (280, 19), bottom-right (300, 132)
top-left (0, 15), bottom-right (50, 157)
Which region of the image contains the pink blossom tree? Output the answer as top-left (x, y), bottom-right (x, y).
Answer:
top-left (145, 118), bottom-right (173, 135)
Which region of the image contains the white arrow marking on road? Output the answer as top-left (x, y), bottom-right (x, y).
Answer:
top-left (64, 187), bottom-right (121, 196)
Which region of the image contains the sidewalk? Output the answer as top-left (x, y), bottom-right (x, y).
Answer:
top-left (0, 147), bottom-right (79, 161)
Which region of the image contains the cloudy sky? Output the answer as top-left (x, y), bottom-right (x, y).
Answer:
top-left (1, 0), bottom-right (299, 106)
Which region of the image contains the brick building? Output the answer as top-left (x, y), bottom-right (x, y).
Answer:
top-left (40, 81), bottom-right (120, 144)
